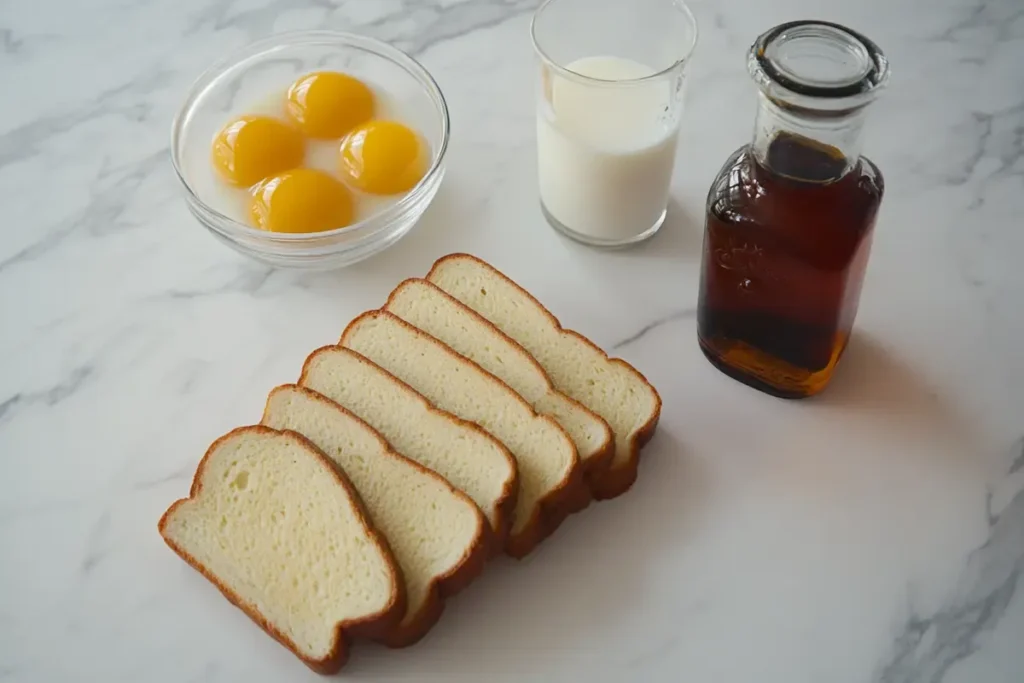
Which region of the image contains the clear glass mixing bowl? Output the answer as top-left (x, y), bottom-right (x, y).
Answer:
top-left (171, 30), bottom-right (449, 270)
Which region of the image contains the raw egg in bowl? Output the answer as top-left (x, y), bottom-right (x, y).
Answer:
top-left (171, 31), bottom-right (449, 270)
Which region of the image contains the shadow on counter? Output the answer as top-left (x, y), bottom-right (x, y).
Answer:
top-left (338, 424), bottom-right (710, 678)
top-left (814, 332), bottom-right (983, 465)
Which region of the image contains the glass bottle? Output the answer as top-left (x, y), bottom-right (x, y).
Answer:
top-left (696, 20), bottom-right (891, 399)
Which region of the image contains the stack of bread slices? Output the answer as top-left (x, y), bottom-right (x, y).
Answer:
top-left (159, 253), bottom-right (662, 674)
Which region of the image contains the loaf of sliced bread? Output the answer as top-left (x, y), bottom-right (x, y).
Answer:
top-left (298, 345), bottom-right (518, 544)
top-left (158, 426), bottom-right (403, 674)
top-left (426, 253), bottom-right (662, 500)
top-left (340, 311), bottom-right (585, 557)
top-left (261, 385), bottom-right (488, 648)
top-left (384, 278), bottom-right (613, 505)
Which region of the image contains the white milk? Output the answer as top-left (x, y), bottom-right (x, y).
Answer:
top-left (536, 55), bottom-right (681, 244)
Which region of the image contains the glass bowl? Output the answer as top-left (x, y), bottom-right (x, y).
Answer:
top-left (170, 31), bottom-right (449, 270)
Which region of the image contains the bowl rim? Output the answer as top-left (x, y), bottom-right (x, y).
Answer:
top-left (169, 29), bottom-right (450, 243)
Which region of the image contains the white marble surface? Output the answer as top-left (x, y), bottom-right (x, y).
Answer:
top-left (1, 0), bottom-right (1022, 681)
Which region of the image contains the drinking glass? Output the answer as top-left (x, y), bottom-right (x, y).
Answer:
top-left (531, 0), bottom-right (698, 247)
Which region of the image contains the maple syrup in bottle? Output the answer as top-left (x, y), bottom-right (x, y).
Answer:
top-left (697, 21), bottom-right (891, 398)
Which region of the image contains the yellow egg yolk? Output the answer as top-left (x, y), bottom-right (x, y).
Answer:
top-left (249, 168), bottom-right (354, 233)
top-left (211, 115), bottom-right (305, 187)
top-left (286, 71), bottom-right (375, 139)
top-left (338, 120), bottom-right (428, 196)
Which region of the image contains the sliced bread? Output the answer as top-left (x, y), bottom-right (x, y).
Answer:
top-left (261, 385), bottom-right (488, 648)
top-left (298, 345), bottom-right (518, 544)
top-left (340, 310), bottom-right (584, 558)
top-left (383, 278), bottom-right (613, 505)
top-left (158, 426), bottom-right (403, 674)
top-left (426, 253), bottom-right (663, 500)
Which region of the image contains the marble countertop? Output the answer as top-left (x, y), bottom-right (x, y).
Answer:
top-left (2, 0), bottom-right (1022, 681)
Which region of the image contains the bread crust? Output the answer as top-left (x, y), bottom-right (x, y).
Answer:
top-left (383, 277), bottom-right (615, 491)
top-left (261, 384), bottom-right (491, 648)
top-left (340, 310), bottom-right (588, 559)
top-left (157, 425), bottom-right (405, 675)
top-left (298, 345), bottom-right (519, 555)
top-left (425, 253), bottom-right (663, 501)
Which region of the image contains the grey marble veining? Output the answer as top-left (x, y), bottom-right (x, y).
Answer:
top-left (0, 0), bottom-right (1022, 681)
top-left (879, 443), bottom-right (1024, 683)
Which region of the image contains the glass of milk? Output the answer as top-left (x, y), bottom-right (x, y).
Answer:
top-left (531, 0), bottom-right (698, 247)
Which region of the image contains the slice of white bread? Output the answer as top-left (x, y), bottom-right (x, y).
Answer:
top-left (261, 385), bottom-right (487, 648)
top-left (298, 345), bottom-right (518, 545)
top-left (340, 310), bottom-right (585, 558)
top-left (426, 253), bottom-right (662, 500)
top-left (383, 278), bottom-right (613, 507)
top-left (158, 426), bottom-right (403, 674)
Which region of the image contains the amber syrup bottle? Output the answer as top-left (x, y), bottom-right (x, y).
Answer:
top-left (697, 21), bottom-right (891, 398)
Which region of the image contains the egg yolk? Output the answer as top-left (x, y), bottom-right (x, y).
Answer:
top-left (249, 168), bottom-right (354, 233)
top-left (211, 115), bottom-right (305, 187)
top-left (338, 120), bottom-right (428, 195)
top-left (286, 71), bottom-right (375, 139)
